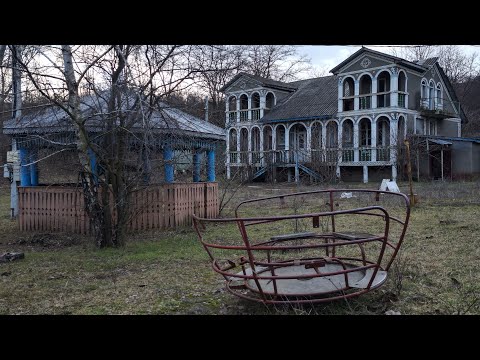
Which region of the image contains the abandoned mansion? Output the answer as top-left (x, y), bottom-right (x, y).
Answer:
top-left (222, 47), bottom-right (476, 183)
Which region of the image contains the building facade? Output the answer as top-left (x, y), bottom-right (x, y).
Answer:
top-left (221, 47), bottom-right (467, 183)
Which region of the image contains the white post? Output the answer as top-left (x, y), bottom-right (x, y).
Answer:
top-left (10, 138), bottom-right (19, 218)
top-left (260, 127), bottom-right (265, 166)
top-left (337, 121), bottom-right (343, 163)
top-left (338, 77), bottom-right (343, 113)
top-left (353, 120), bottom-right (359, 162)
top-left (236, 97), bottom-right (240, 123)
top-left (390, 118), bottom-right (398, 180)
top-left (371, 119), bottom-right (377, 162)
top-left (372, 76), bottom-right (377, 109)
top-left (247, 128), bottom-right (252, 165)
top-left (260, 92), bottom-right (266, 119)
top-left (225, 97), bottom-right (230, 125)
top-left (322, 123), bottom-right (327, 162)
top-left (354, 78), bottom-right (359, 110)
top-left (390, 68), bottom-right (398, 107)
top-left (363, 165), bottom-right (368, 183)
top-left (236, 129), bottom-right (241, 164)
top-left (247, 95), bottom-right (252, 121)
top-left (272, 127), bottom-right (277, 151)
top-left (285, 126), bottom-right (290, 163)
top-left (306, 124), bottom-right (312, 163)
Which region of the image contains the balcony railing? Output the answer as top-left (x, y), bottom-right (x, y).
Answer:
top-left (227, 111), bottom-right (237, 123)
top-left (228, 147), bottom-right (393, 166)
top-left (359, 147), bottom-right (372, 161)
top-left (239, 110), bottom-right (248, 122)
top-left (359, 96), bottom-right (371, 109)
top-left (377, 93), bottom-right (390, 108)
top-left (251, 108), bottom-right (261, 121)
top-left (342, 148), bottom-right (354, 162)
top-left (376, 147), bottom-right (390, 161)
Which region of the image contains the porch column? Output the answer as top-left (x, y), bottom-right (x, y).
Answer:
top-left (306, 125), bottom-right (312, 163)
top-left (272, 127), bottom-right (277, 150)
top-left (353, 120), bottom-right (359, 162)
top-left (285, 126), bottom-right (290, 163)
top-left (236, 97), bottom-right (240, 123)
top-left (207, 149), bottom-right (215, 182)
top-left (225, 130), bottom-right (230, 166)
top-left (260, 92), bottom-right (266, 118)
top-left (354, 78), bottom-right (360, 110)
top-left (236, 130), bottom-right (241, 164)
top-left (390, 68), bottom-right (398, 107)
top-left (372, 77), bottom-right (377, 109)
top-left (247, 128), bottom-right (252, 165)
top-left (88, 148), bottom-right (99, 184)
top-left (164, 145), bottom-right (174, 183)
top-left (390, 118), bottom-right (398, 180)
top-left (322, 124), bottom-right (327, 162)
top-left (371, 119), bottom-right (377, 162)
top-left (19, 148), bottom-right (31, 186)
top-left (363, 165), bottom-right (368, 183)
top-left (338, 77), bottom-right (343, 113)
top-left (337, 121), bottom-right (343, 163)
top-left (225, 99), bottom-right (229, 125)
top-left (193, 150), bottom-right (202, 182)
top-left (30, 150), bottom-right (39, 186)
top-left (247, 95), bottom-right (252, 121)
top-left (260, 127), bottom-right (265, 166)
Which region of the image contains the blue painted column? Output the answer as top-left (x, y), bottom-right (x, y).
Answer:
top-left (30, 151), bottom-right (39, 186)
top-left (164, 145), bottom-right (174, 183)
top-left (19, 148), bottom-right (31, 186)
top-left (193, 150), bottom-right (201, 182)
top-left (207, 149), bottom-right (215, 182)
top-left (88, 148), bottom-right (98, 184)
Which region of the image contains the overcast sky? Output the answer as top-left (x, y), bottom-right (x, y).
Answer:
top-left (298, 45), bottom-right (480, 75)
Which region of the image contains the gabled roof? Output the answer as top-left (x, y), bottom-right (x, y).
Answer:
top-left (434, 63), bottom-right (468, 123)
top-left (330, 47), bottom-right (429, 74)
top-left (3, 92), bottom-right (225, 141)
top-left (261, 75), bottom-right (337, 123)
top-left (220, 72), bottom-right (298, 93)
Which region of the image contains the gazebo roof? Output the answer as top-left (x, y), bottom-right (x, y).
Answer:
top-left (3, 92), bottom-right (225, 142)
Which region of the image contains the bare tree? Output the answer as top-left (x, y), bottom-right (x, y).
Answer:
top-left (10, 44), bottom-right (208, 248)
top-left (244, 45), bottom-right (312, 82)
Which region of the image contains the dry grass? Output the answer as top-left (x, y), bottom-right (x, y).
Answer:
top-left (1, 179), bottom-right (479, 315)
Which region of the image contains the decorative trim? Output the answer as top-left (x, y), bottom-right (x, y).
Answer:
top-left (361, 57), bottom-right (371, 68)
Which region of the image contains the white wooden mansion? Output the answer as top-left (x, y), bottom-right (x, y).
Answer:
top-left (221, 47), bottom-right (467, 183)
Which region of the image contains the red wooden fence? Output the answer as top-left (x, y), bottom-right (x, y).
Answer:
top-left (17, 182), bottom-right (218, 234)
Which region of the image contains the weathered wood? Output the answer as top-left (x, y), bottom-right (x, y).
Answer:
top-left (17, 183), bottom-right (218, 234)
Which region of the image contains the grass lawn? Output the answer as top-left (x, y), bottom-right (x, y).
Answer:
top-left (1, 179), bottom-right (479, 315)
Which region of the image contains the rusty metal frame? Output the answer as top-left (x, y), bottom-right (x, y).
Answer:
top-left (193, 189), bottom-right (410, 305)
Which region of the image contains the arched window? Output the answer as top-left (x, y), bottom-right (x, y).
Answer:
top-left (429, 80), bottom-right (435, 110)
top-left (311, 123), bottom-right (322, 150)
top-left (342, 120), bottom-right (354, 147)
top-left (266, 92), bottom-right (275, 110)
top-left (263, 126), bottom-right (273, 151)
top-left (421, 80), bottom-right (428, 108)
top-left (436, 84), bottom-right (442, 109)
top-left (239, 94), bottom-right (248, 121)
top-left (326, 122), bottom-right (338, 148)
top-left (377, 71), bottom-right (391, 108)
top-left (398, 71), bottom-right (407, 108)
top-left (343, 77), bottom-right (355, 111)
top-left (359, 75), bottom-right (372, 109)
top-left (228, 96), bottom-right (237, 123)
top-left (251, 92), bottom-right (260, 120)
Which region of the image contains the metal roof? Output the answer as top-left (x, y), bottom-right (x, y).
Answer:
top-left (3, 92), bottom-right (225, 141)
top-left (220, 72), bottom-right (298, 92)
top-left (427, 138), bottom-right (452, 145)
